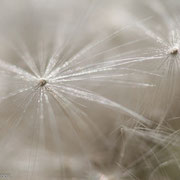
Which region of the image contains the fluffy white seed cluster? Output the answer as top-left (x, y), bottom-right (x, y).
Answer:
top-left (0, 0), bottom-right (179, 180)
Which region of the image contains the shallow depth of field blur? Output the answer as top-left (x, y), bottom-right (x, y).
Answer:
top-left (0, 0), bottom-right (180, 180)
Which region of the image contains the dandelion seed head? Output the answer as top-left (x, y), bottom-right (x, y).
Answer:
top-left (0, 0), bottom-right (180, 179)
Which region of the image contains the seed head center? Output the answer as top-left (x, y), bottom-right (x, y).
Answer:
top-left (170, 48), bottom-right (178, 55)
top-left (39, 79), bottom-right (47, 87)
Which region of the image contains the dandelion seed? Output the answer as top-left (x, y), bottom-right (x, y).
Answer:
top-left (0, 0), bottom-right (180, 179)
